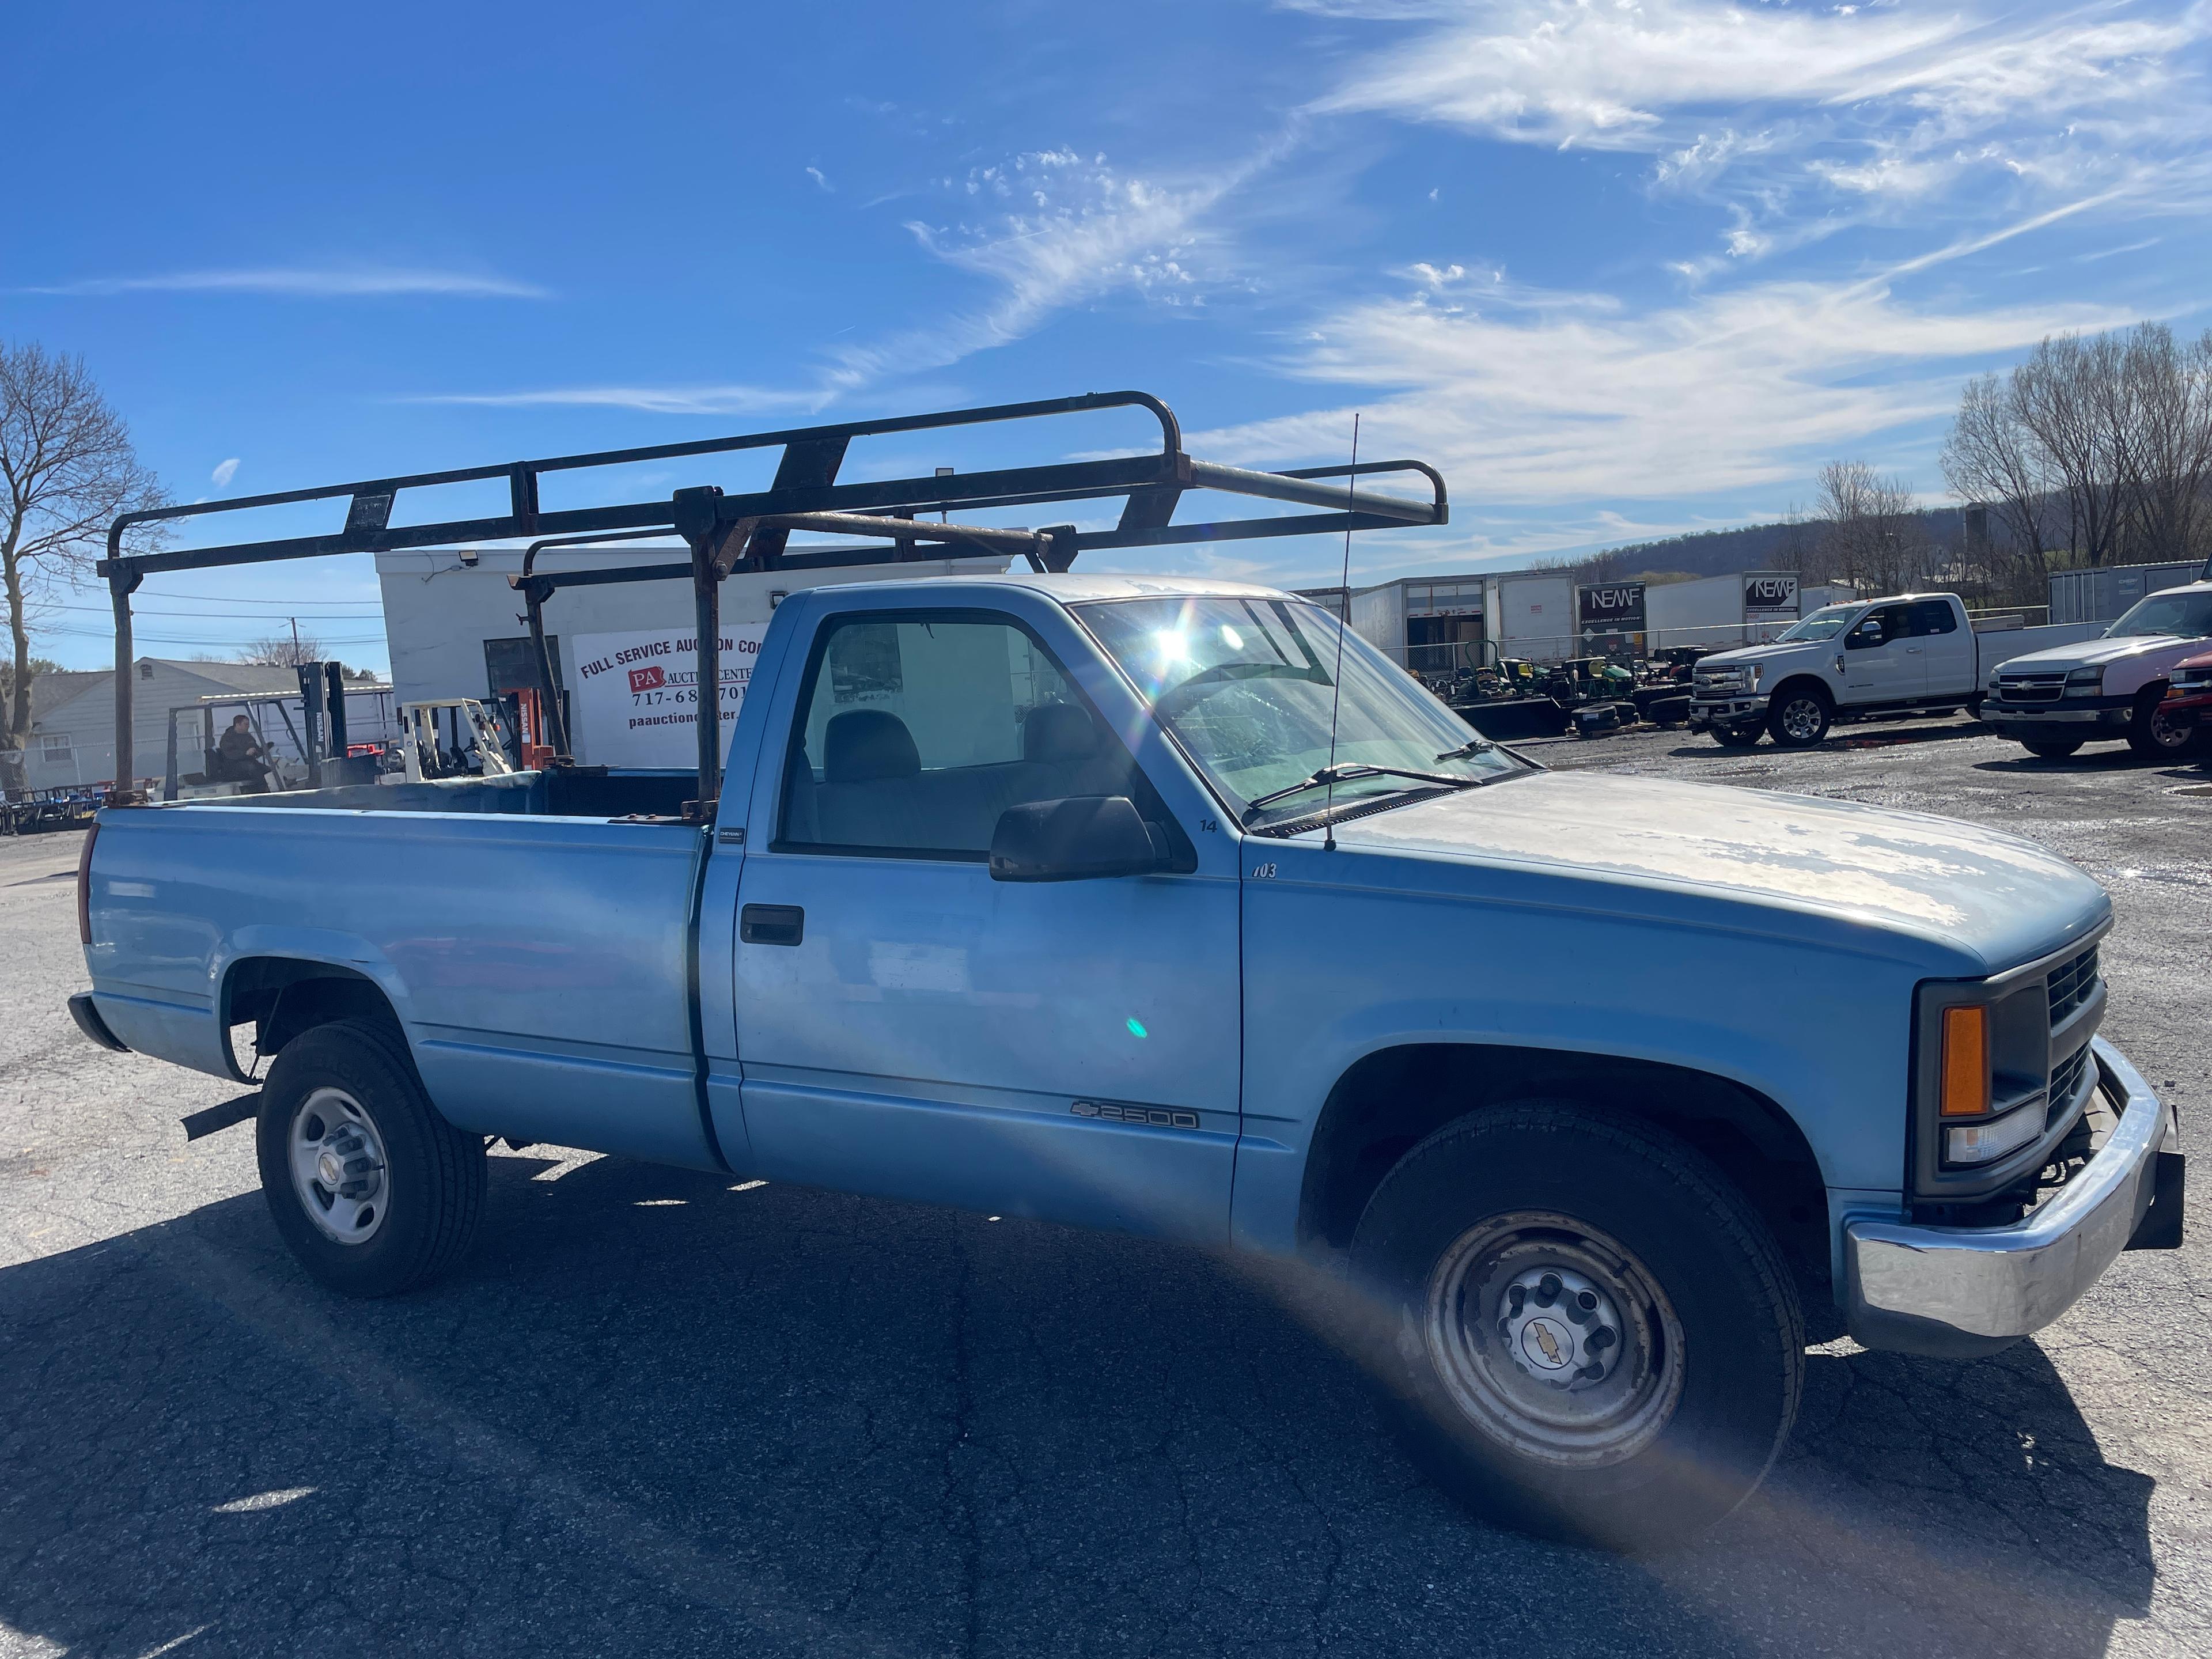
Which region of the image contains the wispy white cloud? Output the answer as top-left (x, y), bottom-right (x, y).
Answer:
top-left (411, 384), bottom-right (825, 416)
top-left (1308, 1), bottom-right (2212, 264)
top-left (25, 265), bottom-right (548, 298)
top-left (1314, 1), bottom-right (2204, 153)
top-left (805, 165), bottom-right (834, 192)
top-left (1186, 252), bottom-right (2133, 508)
top-left (822, 138), bottom-right (1293, 389)
top-left (209, 457), bottom-right (240, 487)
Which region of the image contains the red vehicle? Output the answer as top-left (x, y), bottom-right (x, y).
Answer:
top-left (2161, 647), bottom-right (2212, 742)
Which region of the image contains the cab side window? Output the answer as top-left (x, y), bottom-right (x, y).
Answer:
top-left (1847, 605), bottom-right (1912, 649)
top-left (1907, 600), bottom-right (1958, 637)
top-left (776, 611), bottom-right (1172, 860)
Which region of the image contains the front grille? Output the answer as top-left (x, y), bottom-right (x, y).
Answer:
top-left (2050, 1043), bottom-right (2092, 1111)
top-left (2047, 944), bottom-right (2100, 1025)
top-left (1998, 672), bottom-right (2067, 704)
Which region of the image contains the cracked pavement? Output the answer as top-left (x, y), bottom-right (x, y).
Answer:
top-left (2, 719), bottom-right (2207, 1657)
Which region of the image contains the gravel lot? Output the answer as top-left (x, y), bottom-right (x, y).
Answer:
top-left (3, 720), bottom-right (2208, 1659)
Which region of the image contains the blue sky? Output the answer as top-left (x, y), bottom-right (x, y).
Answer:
top-left (11, 0), bottom-right (2209, 673)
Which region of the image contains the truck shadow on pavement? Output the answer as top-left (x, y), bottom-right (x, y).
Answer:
top-left (0, 1153), bottom-right (2158, 1659)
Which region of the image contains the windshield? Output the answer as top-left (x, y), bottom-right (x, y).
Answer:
top-left (1073, 594), bottom-right (1529, 827)
top-left (1774, 605), bottom-right (1855, 643)
top-left (2105, 589), bottom-right (2212, 640)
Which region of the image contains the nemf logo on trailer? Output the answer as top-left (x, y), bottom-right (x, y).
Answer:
top-left (1743, 573), bottom-right (1800, 616)
top-left (1577, 582), bottom-right (1646, 632)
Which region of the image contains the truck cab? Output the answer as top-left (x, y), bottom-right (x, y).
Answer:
top-left (1690, 593), bottom-right (1979, 748)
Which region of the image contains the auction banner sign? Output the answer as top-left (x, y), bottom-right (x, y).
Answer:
top-left (1743, 571), bottom-right (1800, 618)
top-left (572, 625), bottom-right (768, 768)
top-left (1576, 581), bottom-right (1647, 633)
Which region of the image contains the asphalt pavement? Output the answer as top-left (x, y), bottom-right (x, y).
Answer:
top-left (3, 719), bottom-right (2208, 1658)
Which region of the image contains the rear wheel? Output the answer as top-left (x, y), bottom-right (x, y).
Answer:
top-left (255, 1019), bottom-right (486, 1297)
top-left (1766, 685), bottom-right (1832, 748)
top-left (2127, 690), bottom-right (2193, 759)
top-left (2022, 737), bottom-right (2084, 760)
top-left (1351, 1101), bottom-right (1803, 1551)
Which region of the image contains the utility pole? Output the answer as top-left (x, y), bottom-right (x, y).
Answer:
top-left (290, 617), bottom-right (302, 662)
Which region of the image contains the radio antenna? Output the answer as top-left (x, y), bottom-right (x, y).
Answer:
top-left (1321, 413), bottom-right (1359, 852)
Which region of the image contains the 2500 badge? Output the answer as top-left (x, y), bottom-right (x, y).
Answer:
top-left (1071, 1100), bottom-right (1201, 1130)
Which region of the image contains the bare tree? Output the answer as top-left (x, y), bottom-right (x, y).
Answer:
top-left (2010, 332), bottom-right (2131, 567)
top-left (1, 343), bottom-right (166, 792)
top-left (1941, 373), bottom-right (2050, 562)
top-left (237, 631), bottom-right (327, 668)
top-left (2113, 324), bottom-right (2212, 563)
top-left (1814, 460), bottom-right (1933, 593)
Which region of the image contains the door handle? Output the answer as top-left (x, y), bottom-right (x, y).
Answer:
top-left (740, 904), bottom-right (805, 946)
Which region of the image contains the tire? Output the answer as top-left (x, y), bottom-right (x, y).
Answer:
top-left (255, 1018), bottom-right (486, 1297)
top-left (2022, 738), bottom-right (2084, 760)
top-left (2126, 689), bottom-right (2193, 759)
top-left (1709, 724), bottom-right (1762, 749)
top-left (1351, 1101), bottom-right (1803, 1551)
top-left (1766, 685), bottom-right (1832, 748)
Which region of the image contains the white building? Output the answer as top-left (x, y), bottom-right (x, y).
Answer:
top-left (1307, 567), bottom-right (1852, 671)
top-left (21, 658), bottom-right (391, 792)
top-left (375, 546), bottom-right (1007, 768)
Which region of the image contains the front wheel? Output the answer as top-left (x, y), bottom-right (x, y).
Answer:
top-left (256, 1018), bottom-right (486, 1297)
top-left (1766, 687), bottom-right (1832, 748)
top-left (2127, 690), bottom-right (2194, 759)
top-left (1352, 1101), bottom-right (1803, 1550)
top-left (1709, 724), bottom-right (1762, 749)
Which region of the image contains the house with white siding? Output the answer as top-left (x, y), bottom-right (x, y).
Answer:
top-left (23, 659), bottom-right (356, 791)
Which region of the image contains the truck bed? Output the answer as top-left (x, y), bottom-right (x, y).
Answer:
top-left (84, 792), bottom-right (718, 1169)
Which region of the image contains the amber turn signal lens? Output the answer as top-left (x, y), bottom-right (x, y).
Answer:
top-left (1940, 1005), bottom-right (1990, 1118)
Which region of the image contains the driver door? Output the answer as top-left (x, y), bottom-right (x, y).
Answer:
top-left (729, 595), bottom-right (1243, 1243)
top-left (1842, 604), bottom-right (1921, 701)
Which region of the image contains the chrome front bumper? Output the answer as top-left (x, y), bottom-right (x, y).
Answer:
top-left (1844, 1039), bottom-right (2181, 1358)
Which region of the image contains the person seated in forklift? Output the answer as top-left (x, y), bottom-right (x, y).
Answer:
top-left (211, 715), bottom-right (272, 792)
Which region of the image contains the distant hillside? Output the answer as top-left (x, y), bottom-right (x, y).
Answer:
top-left (1572, 505), bottom-right (1976, 582)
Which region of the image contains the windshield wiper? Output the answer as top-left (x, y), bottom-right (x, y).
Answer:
top-left (1241, 763), bottom-right (1481, 823)
top-left (1434, 737), bottom-right (1494, 762)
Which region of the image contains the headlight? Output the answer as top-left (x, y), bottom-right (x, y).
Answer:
top-left (1917, 979), bottom-right (2062, 1184)
top-left (2064, 666), bottom-right (2104, 694)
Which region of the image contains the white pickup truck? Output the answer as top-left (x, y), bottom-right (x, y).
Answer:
top-left (1978, 579), bottom-right (2212, 760)
top-left (1692, 593), bottom-right (2049, 749)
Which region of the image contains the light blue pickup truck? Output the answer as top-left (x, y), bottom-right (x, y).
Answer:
top-left (71, 574), bottom-right (2184, 1548)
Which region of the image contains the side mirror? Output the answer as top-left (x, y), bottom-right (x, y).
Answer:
top-left (990, 796), bottom-right (1168, 882)
top-left (1847, 620), bottom-right (1884, 649)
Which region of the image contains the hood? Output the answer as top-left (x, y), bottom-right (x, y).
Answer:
top-left (1330, 771), bottom-right (2108, 973)
top-left (1696, 641), bottom-right (1818, 669)
top-left (1994, 632), bottom-right (2195, 672)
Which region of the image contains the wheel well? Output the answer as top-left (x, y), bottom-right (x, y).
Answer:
top-left (222, 958), bottom-right (402, 1067)
top-left (1770, 674), bottom-right (1832, 710)
top-left (1298, 1044), bottom-right (1831, 1301)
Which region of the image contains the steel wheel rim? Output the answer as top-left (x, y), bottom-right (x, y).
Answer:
top-left (1779, 698), bottom-right (1823, 741)
top-left (2148, 705), bottom-right (2189, 749)
top-left (1425, 1211), bottom-right (1685, 1469)
top-left (287, 1087), bottom-right (389, 1245)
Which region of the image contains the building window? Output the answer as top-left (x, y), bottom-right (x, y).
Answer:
top-left (40, 733), bottom-right (71, 758)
